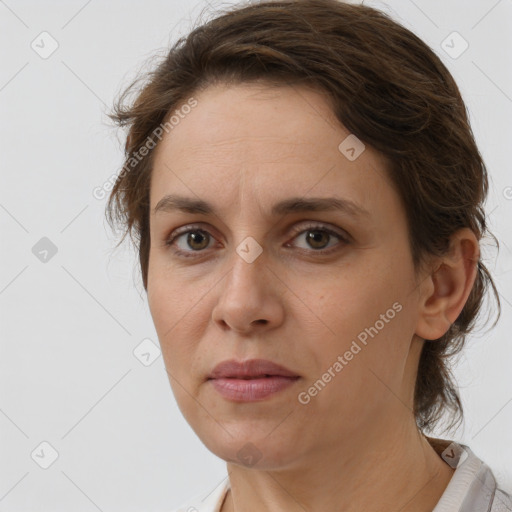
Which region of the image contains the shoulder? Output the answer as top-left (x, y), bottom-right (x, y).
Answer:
top-left (458, 443), bottom-right (512, 512)
top-left (168, 479), bottom-right (230, 512)
top-left (426, 437), bottom-right (512, 512)
top-left (492, 488), bottom-right (512, 511)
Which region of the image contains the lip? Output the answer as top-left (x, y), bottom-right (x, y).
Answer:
top-left (207, 359), bottom-right (300, 402)
top-left (209, 358), bottom-right (299, 379)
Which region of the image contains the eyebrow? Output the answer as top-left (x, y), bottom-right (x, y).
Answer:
top-left (153, 194), bottom-right (370, 219)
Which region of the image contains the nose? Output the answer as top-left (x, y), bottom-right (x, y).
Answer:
top-left (211, 247), bottom-right (285, 335)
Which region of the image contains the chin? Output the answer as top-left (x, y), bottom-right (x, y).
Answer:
top-left (197, 428), bottom-right (300, 470)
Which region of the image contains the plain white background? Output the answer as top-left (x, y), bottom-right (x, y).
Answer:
top-left (0, 0), bottom-right (511, 510)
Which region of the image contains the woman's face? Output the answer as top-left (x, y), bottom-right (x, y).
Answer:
top-left (147, 82), bottom-right (427, 468)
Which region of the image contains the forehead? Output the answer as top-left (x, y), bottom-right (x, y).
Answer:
top-left (154, 82), bottom-right (345, 162)
top-left (150, 82), bottom-right (394, 220)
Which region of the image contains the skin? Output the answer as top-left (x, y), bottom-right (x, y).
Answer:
top-left (147, 82), bottom-right (480, 512)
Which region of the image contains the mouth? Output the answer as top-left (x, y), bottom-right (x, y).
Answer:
top-left (208, 375), bottom-right (300, 402)
top-left (207, 359), bottom-right (300, 402)
top-left (214, 374), bottom-right (287, 379)
top-left (208, 358), bottom-right (299, 380)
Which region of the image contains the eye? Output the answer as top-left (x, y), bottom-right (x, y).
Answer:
top-left (165, 225), bottom-right (215, 258)
top-left (287, 223), bottom-right (349, 254)
top-left (164, 222), bottom-right (349, 259)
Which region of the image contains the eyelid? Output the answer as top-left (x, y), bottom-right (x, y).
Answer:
top-left (286, 221), bottom-right (349, 242)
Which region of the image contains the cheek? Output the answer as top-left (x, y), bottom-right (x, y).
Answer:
top-left (147, 275), bottom-right (175, 337)
top-left (315, 279), bottom-right (388, 343)
top-left (147, 274), bottom-right (189, 363)
top-left (297, 289), bottom-right (410, 431)
top-left (147, 258), bottom-right (197, 332)
top-left (309, 267), bottom-right (410, 378)
top-left (147, 270), bottom-right (212, 375)
top-left (147, 278), bottom-right (204, 417)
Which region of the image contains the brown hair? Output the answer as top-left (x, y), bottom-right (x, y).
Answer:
top-left (106, 0), bottom-right (501, 434)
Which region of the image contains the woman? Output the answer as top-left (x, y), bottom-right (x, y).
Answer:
top-left (106, 0), bottom-right (511, 510)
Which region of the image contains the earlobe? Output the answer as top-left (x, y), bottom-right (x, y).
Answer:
top-left (415, 228), bottom-right (480, 341)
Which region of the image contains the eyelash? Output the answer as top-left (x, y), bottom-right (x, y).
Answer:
top-left (164, 222), bottom-right (349, 259)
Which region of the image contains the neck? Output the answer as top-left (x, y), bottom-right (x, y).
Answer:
top-left (221, 415), bottom-right (454, 512)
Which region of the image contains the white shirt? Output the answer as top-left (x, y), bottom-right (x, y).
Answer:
top-left (170, 438), bottom-right (512, 511)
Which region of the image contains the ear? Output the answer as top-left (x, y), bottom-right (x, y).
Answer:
top-left (415, 228), bottom-right (480, 341)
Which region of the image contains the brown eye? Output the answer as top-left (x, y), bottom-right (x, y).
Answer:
top-left (165, 227), bottom-right (216, 257)
top-left (185, 231), bottom-right (210, 251)
top-left (290, 224), bottom-right (348, 253)
top-left (165, 222), bottom-right (348, 260)
top-left (305, 230), bottom-right (331, 249)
